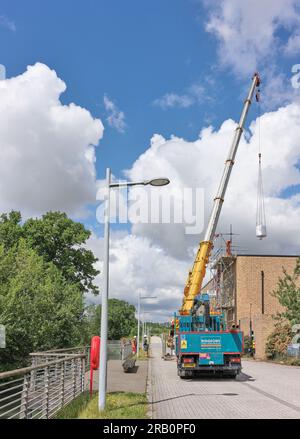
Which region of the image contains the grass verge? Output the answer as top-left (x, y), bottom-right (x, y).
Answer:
top-left (136, 349), bottom-right (149, 361)
top-left (268, 357), bottom-right (300, 366)
top-left (55, 391), bottom-right (148, 419)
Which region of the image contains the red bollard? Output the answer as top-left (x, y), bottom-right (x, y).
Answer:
top-left (90, 336), bottom-right (100, 397)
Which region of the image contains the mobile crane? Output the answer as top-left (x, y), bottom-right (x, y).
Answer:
top-left (174, 73), bottom-right (261, 378)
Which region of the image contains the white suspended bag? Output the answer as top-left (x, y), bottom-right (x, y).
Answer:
top-left (256, 224), bottom-right (267, 239)
top-left (256, 153), bottom-right (267, 240)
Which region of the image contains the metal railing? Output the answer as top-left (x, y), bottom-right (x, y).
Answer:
top-left (30, 346), bottom-right (90, 372)
top-left (287, 344), bottom-right (300, 359)
top-left (0, 353), bottom-right (85, 419)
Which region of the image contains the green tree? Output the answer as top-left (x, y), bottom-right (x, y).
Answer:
top-left (265, 321), bottom-right (292, 359)
top-left (0, 210), bottom-right (99, 295)
top-left (0, 240), bottom-right (85, 371)
top-left (23, 212), bottom-right (99, 295)
top-left (85, 299), bottom-right (137, 341)
top-left (272, 258), bottom-right (300, 324)
top-left (146, 322), bottom-right (169, 336)
top-left (265, 258), bottom-right (300, 359)
top-left (0, 211), bottom-right (23, 250)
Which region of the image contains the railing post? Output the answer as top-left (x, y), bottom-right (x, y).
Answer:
top-left (30, 356), bottom-right (37, 392)
top-left (81, 357), bottom-right (85, 392)
top-left (72, 359), bottom-right (76, 399)
top-left (60, 361), bottom-right (65, 409)
top-left (44, 366), bottom-right (50, 419)
top-left (20, 373), bottom-right (30, 419)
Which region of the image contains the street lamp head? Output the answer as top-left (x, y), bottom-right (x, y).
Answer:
top-left (147, 178), bottom-right (170, 187)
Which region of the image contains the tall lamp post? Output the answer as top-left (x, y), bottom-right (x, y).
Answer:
top-left (142, 311), bottom-right (152, 340)
top-left (137, 293), bottom-right (157, 358)
top-left (98, 169), bottom-right (170, 411)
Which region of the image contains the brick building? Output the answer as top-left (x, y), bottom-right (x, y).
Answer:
top-left (203, 255), bottom-right (299, 359)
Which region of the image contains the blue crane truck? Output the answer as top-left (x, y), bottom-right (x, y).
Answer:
top-left (174, 294), bottom-right (243, 378)
top-left (173, 74), bottom-right (260, 379)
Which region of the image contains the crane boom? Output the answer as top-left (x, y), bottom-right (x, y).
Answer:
top-left (180, 73), bottom-right (261, 315)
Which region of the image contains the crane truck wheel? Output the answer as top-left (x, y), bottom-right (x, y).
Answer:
top-left (178, 369), bottom-right (188, 379)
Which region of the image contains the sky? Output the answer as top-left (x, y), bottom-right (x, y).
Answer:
top-left (0, 0), bottom-right (300, 321)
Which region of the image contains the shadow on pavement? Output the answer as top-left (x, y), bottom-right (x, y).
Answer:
top-left (152, 392), bottom-right (240, 405)
top-left (125, 365), bottom-right (139, 374)
top-left (182, 371), bottom-right (255, 383)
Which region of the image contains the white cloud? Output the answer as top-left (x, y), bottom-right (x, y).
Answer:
top-left (0, 63), bottom-right (104, 217)
top-left (89, 102), bottom-right (300, 321)
top-left (86, 231), bottom-right (190, 321)
top-left (285, 33), bottom-right (300, 56)
top-left (125, 103), bottom-right (300, 259)
top-left (153, 83), bottom-right (206, 109)
top-left (204, 0), bottom-right (300, 76)
top-left (153, 93), bottom-right (194, 109)
top-left (0, 14), bottom-right (16, 32)
top-left (103, 95), bottom-right (126, 132)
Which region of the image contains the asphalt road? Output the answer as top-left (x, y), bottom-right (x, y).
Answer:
top-left (149, 336), bottom-right (300, 419)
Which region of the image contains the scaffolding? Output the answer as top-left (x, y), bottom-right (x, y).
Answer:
top-left (204, 234), bottom-right (237, 328)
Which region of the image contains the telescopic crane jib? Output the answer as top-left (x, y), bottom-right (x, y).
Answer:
top-left (180, 73), bottom-right (261, 316)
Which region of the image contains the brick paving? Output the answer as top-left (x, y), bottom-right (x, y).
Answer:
top-left (149, 336), bottom-right (300, 419)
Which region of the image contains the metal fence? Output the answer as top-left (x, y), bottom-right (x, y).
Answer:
top-left (287, 344), bottom-right (300, 359)
top-left (30, 346), bottom-right (90, 372)
top-left (0, 353), bottom-right (85, 419)
top-left (0, 340), bottom-right (132, 419)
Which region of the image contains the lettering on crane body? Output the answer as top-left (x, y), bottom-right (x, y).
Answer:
top-left (200, 337), bottom-right (221, 349)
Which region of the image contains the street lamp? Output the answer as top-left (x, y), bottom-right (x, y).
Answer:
top-left (137, 293), bottom-right (157, 358)
top-left (142, 311), bottom-right (152, 339)
top-left (98, 168), bottom-right (169, 411)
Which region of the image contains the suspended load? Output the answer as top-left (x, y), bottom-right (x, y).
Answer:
top-left (255, 84), bottom-right (267, 240)
top-left (256, 152), bottom-right (267, 239)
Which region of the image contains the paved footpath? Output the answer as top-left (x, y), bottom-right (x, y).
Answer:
top-left (148, 336), bottom-right (300, 419)
top-left (87, 360), bottom-right (148, 393)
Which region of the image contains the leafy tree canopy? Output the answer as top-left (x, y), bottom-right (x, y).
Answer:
top-left (0, 210), bottom-right (99, 295)
top-left (272, 258), bottom-right (300, 325)
top-left (0, 239), bottom-right (84, 371)
top-left (85, 299), bottom-right (137, 341)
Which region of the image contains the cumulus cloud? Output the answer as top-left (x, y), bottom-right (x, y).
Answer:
top-left (86, 231), bottom-right (190, 321)
top-left (103, 95), bottom-right (126, 132)
top-left (204, 0), bottom-right (300, 76)
top-left (153, 83), bottom-right (206, 109)
top-left (0, 14), bottom-right (16, 32)
top-left (125, 103), bottom-right (300, 259)
top-left (285, 33), bottom-right (300, 57)
top-left (90, 102), bottom-right (300, 321)
top-left (0, 63), bottom-right (104, 217)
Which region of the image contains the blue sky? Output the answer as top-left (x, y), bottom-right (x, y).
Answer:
top-left (2, 0), bottom-right (299, 177)
top-left (1, 1), bottom-right (299, 220)
top-left (1, 1), bottom-right (300, 318)
top-left (0, 0), bottom-right (262, 179)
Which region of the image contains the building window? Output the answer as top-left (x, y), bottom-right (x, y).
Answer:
top-left (261, 270), bottom-right (265, 315)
